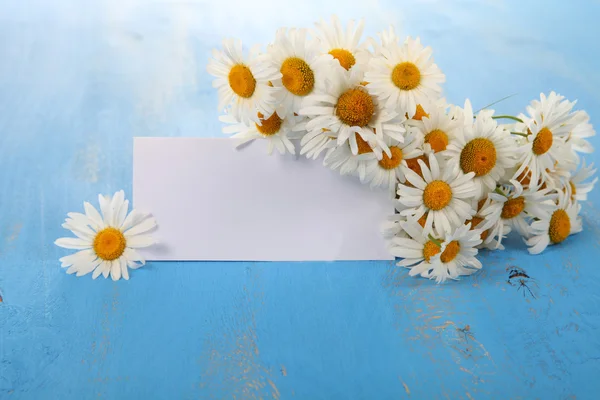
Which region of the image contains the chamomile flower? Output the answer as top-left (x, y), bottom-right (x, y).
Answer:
top-left (413, 223), bottom-right (483, 283)
top-left (207, 38), bottom-right (281, 125)
top-left (565, 159), bottom-right (598, 201)
top-left (314, 15), bottom-right (370, 72)
top-left (268, 28), bottom-right (335, 117)
top-left (55, 191), bottom-right (156, 281)
top-left (365, 37), bottom-right (445, 118)
top-left (219, 112), bottom-right (301, 155)
top-left (412, 104), bottom-right (460, 154)
top-left (299, 67), bottom-right (404, 159)
top-left (566, 110), bottom-right (596, 157)
top-left (482, 182), bottom-right (556, 241)
top-left (389, 220), bottom-right (439, 275)
top-left (445, 111), bottom-right (518, 199)
top-left (526, 192), bottom-right (582, 254)
top-left (397, 153), bottom-right (477, 236)
top-left (361, 130), bottom-right (422, 189)
top-left (513, 92), bottom-right (578, 185)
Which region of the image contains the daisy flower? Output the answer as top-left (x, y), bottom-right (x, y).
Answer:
top-left (566, 110), bottom-right (596, 157)
top-left (397, 153), bottom-right (477, 236)
top-left (445, 111), bottom-right (518, 199)
top-left (513, 92), bottom-right (578, 186)
top-left (564, 159), bottom-right (598, 201)
top-left (411, 104), bottom-right (460, 154)
top-left (299, 67), bottom-right (404, 159)
top-left (388, 220), bottom-right (440, 276)
top-left (360, 129), bottom-right (422, 189)
top-left (411, 223), bottom-right (483, 283)
top-left (219, 112), bottom-right (301, 155)
top-left (482, 182), bottom-right (556, 242)
top-left (365, 36), bottom-right (445, 118)
top-left (268, 28), bottom-right (335, 117)
top-left (314, 15), bottom-right (370, 72)
top-left (55, 190), bottom-right (156, 281)
top-left (207, 38), bottom-right (281, 125)
top-left (526, 192), bottom-right (582, 254)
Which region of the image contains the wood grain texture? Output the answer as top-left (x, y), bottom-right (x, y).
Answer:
top-left (1, 0), bottom-right (600, 399)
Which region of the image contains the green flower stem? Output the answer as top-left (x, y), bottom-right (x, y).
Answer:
top-left (492, 115), bottom-right (524, 123)
top-left (510, 132), bottom-right (528, 138)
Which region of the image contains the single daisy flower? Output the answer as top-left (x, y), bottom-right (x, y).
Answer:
top-left (482, 182), bottom-right (556, 241)
top-left (564, 159), bottom-right (598, 202)
top-left (526, 192), bottom-right (582, 255)
top-left (299, 67), bottom-right (404, 159)
top-left (566, 110), bottom-right (595, 157)
top-left (219, 112), bottom-right (301, 155)
top-left (513, 92), bottom-right (578, 186)
top-left (360, 129), bottom-right (423, 189)
top-left (397, 153), bottom-right (477, 236)
top-left (207, 38), bottom-right (281, 125)
top-left (268, 28), bottom-right (335, 117)
top-left (445, 111), bottom-right (518, 199)
top-left (413, 223), bottom-right (483, 283)
top-left (314, 15), bottom-right (370, 72)
top-left (365, 36), bottom-right (445, 118)
top-left (55, 190), bottom-right (156, 281)
top-left (412, 104), bottom-right (461, 154)
top-left (388, 219), bottom-right (440, 276)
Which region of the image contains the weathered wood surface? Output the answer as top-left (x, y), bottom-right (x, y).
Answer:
top-left (1, 1), bottom-right (599, 398)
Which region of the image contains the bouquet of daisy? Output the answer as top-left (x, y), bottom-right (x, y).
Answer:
top-left (208, 16), bottom-right (596, 283)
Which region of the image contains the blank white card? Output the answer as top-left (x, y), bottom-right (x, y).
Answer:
top-left (133, 138), bottom-right (394, 261)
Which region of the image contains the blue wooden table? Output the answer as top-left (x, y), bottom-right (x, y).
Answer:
top-left (1, 1), bottom-right (599, 398)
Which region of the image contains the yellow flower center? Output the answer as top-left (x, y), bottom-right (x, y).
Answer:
top-left (459, 138), bottom-right (497, 177)
top-left (409, 104), bottom-right (429, 121)
top-left (425, 129), bottom-right (449, 153)
top-left (328, 48), bottom-right (356, 71)
top-left (423, 240), bottom-right (441, 262)
top-left (466, 216), bottom-right (489, 241)
top-left (440, 241), bottom-right (460, 263)
top-left (378, 146), bottom-right (403, 170)
top-left (501, 197), bottom-right (525, 219)
top-left (228, 64), bottom-right (256, 98)
top-left (93, 228), bottom-right (126, 261)
top-left (532, 127), bottom-right (553, 155)
top-left (391, 62), bottom-right (421, 91)
top-left (355, 133), bottom-right (373, 154)
top-left (335, 88), bottom-right (375, 127)
top-left (281, 57), bottom-right (315, 96)
top-left (255, 112), bottom-right (282, 136)
top-left (549, 209), bottom-right (571, 244)
top-left (423, 180), bottom-right (452, 211)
